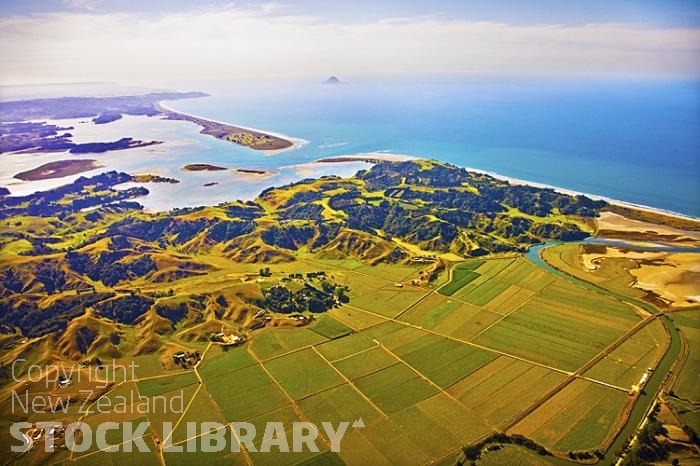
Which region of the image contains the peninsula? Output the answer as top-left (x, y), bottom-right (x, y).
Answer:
top-left (157, 103), bottom-right (294, 151)
top-left (0, 92), bottom-right (295, 154)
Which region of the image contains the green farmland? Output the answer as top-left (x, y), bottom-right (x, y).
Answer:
top-left (52, 255), bottom-right (670, 466)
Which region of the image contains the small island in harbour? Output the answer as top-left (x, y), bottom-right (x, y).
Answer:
top-left (181, 163), bottom-right (227, 171)
top-left (235, 168), bottom-right (276, 178)
top-left (14, 159), bottom-right (104, 181)
top-left (132, 174), bottom-right (180, 184)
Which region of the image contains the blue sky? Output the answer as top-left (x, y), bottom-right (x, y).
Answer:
top-left (1, 1), bottom-right (699, 85)
top-left (2, 0), bottom-right (699, 26)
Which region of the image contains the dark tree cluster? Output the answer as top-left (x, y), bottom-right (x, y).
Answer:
top-left (260, 282), bottom-right (344, 314)
top-left (261, 225), bottom-right (316, 250)
top-left (0, 292), bottom-right (114, 337)
top-left (461, 433), bottom-right (551, 463)
top-left (154, 301), bottom-right (189, 325)
top-left (206, 220), bottom-right (256, 242)
top-left (66, 250), bottom-right (156, 286)
top-left (94, 294), bottom-right (154, 324)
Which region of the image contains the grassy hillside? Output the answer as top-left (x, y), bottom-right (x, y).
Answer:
top-left (0, 160), bottom-right (605, 362)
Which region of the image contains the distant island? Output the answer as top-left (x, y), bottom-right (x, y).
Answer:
top-left (323, 76), bottom-right (345, 84)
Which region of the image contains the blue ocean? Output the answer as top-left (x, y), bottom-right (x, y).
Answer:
top-left (166, 77), bottom-right (700, 218)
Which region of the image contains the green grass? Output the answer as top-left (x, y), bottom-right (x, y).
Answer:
top-left (250, 328), bottom-right (328, 360)
top-left (205, 364), bottom-right (289, 421)
top-left (315, 331), bottom-right (377, 361)
top-left (198, 346), bottom-right (258, 380)
top-left (263, 348), bottom-right (345, 400)
top-left (333, 346), bottom-right (397, 380)
top-left (394, 335), bottom-right (498, 388)
top-left (308, 314), bottom-right (353, 340)
top-left (439, 269), bottom-right (481, 296)
top-left (672, 311), bottom-right (700, 402)
top-left (297, 384), bottom-right (382, 427)
top-left (136, 371), bottom-right (199, 398)
top-left (353, 363), bottom-right (438, 414)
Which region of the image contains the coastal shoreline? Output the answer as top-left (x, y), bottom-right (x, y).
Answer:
top-left (314, 153), bottom-right (418, 164)
top-left (459, 164), bottom-right (700, 222)
top-left (314, 154), bottom-right (699, 222)
top-left (156, 101), bottom-right (308, 154)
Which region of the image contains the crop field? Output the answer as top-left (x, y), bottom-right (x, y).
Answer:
top-left (249, 328), bottom-right (328, 360)
top-left (398, 294), bottom-right (503, 339)
top-left (73, 436), bottom-right (161, 466)
top-left (308, 314), bottom-right (353, 339)
top-left (136, 371), bottom-right (199, 398)
top-left (473, 280), bottom-right (640, 371)
top-left (348, 287), bottom-right (426, 318)
top-left (353, 363), bottom-right (439, 414)
top-left (438, 260), bottom-right (484, 296)
top-left (583, 318), bottom-right (669, 389)
top-left (510, 379), bottom-right (630, 452)
top-left (447, 357), bottom-right (568, 426)
top-left (40, 255), bottom-right (668, 465)
top-left (169, 386), bottom-right (228, 444)
top-left (263, 348), bottom-right (345, 400)
top-left (671, 310), bottom-right (700, 403)
top-left (205, 363), bottom-right (290, 420)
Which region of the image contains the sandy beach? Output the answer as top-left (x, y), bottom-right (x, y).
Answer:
top-left (157, 101), bottom-right (309, 155)
top-left (315, 153), bottom-right (419, 164)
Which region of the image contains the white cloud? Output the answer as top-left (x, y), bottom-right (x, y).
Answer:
top-left (62, 0), bottom-right (104, 11)
top-left (1, 6), bottom-right (699, 86)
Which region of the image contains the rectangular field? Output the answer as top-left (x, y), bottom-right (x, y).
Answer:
top-left (473, 286), bottom-right (639, 371)
top-left (398, 293), bottom-right (503, 340)
top-left (447, 356), bottom-right (568, 426)
top-left (205, 364), bottom-right (290, 421)
top-left (439, 264), bottom-right (482, 296)
top-left (263, 348), bottom-right (345, 400)
top-left (353, 363), bottom-right (439, 414)
top-left (511, 378), bottom-right (629, 452)
top-left (584, 318), bottom-right (668, 389)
